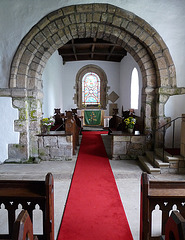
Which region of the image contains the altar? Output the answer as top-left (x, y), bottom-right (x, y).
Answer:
top-left (81, 110), bottom-right (105, 126)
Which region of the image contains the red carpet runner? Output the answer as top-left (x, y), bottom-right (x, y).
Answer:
top-left (57, 131), bottom-right (133, 240)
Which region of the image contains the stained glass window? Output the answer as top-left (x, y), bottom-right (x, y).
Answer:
top-left (82, 72), bottom-right (100, 105)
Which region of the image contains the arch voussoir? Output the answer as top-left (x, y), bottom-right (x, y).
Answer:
top-left (8, 3), bottom-right (177, 160)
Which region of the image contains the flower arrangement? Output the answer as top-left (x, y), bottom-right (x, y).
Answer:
top-left (41, 117), bottom-right (55, 133)
top-left (124, 116), bottom-right (136, 129)
top-left (98, 104), bottom-right (101, 109)
top-left (82, 103), bottom-right (87, 109)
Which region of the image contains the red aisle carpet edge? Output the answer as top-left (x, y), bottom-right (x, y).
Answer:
top-left (57, 131), bottom-right (133, 240)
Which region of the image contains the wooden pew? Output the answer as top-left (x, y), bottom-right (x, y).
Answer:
top-left (12, 210), bottom-right (34, 240)
top-left (0, 173), bottom-right (54, 240)
top-left (108, 114), bottom-right (124, 134)
top-left (140, 172), bottom-right (185, 240)
top-left (51, 108), bottom-right (65, 131)
top-left (108, 113), bottom-right (144, 135)
top-left (65, 111), bottom-right (80, 155)
top-left (71, 108), bottom-right (82, 135)
top-left (160, 211), bottom-right (185, 240)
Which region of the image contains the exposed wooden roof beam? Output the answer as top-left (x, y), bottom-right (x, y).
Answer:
top-left (106, 45), bottom-right (116, 61)
top-left (58, 38), bottom-right (127, 63)
top-left (60, 51), bottom-right (125, 56)
top-left (91, 38), bottom-right (96, 59)
top-left (72, 39), bottom-right (78, 61)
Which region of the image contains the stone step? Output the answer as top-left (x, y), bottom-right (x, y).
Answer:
top-left (155, 148), bottom-right (184, 168)
top-left (145, 151), bottom-right (170, 168)
top-left (155, 148), bottom-right (171, 162)
top-left (138, 155), bottom-right (161, 174)
top-left (155, 148), bottom-right (183, 161)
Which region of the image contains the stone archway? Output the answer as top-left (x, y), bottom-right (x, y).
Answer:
top-left (8, 3), bottom-right (180, 159)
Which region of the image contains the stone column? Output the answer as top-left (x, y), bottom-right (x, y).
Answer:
top-left (9, 96), bottom-right (29, 160)
top-left (8, 90), bottom-right (43, 162)
top-left (181, 114), bottom-right (185, 157)
top-left (28, 95), bottom-right (43, 159)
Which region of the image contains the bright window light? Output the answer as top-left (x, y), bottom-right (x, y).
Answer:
top-left (131, 68), bottom-right (139, 109)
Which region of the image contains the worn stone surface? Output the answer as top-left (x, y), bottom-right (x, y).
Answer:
top-left (38, 135), bottom-right (74, 161)
top-left (113, 135), bottom-right (130, 142)
top-left (181, 116), bottom-right (185, 157)
top-left (112, 141), bottom-right (127, 155)
top-left (131, 136), bottom-right (146, 144)
top-left (44, 136), bottom-right (58, 147)
top-left (112, 134), bottom-right (146, 159)
top-left (8, 144), bottom-right (27, 160)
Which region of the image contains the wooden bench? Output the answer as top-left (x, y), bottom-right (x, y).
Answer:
top-left (65, 110), bottom-right (80, 155)
top-left (108, 113), bottom-right (144, 135)
top-left (140, 172), bottom-right (185, 240)
top-left (12, 210), bottom-right (34, 240)
top-left (108, 114), bottom-right (124, 134)
top-left (51, 108), bottom-right (65, 131)
top-left (160, 211), bottom-right (185, 240)
top-left (0, 173), bottom-right (54, 240)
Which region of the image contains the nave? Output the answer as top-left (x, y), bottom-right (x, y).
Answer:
top-left (0, 133), bottom-right (184, 240)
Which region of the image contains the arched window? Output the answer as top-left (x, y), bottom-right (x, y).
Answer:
top-left (82, 72), bottom-right (100, 106)
top-left (131, 68), bottom-right (139, 109)
top-left (75, 65), bottom-right (108, 109)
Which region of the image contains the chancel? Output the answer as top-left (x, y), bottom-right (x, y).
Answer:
top-left (0, 1), bottom-right (185, 240)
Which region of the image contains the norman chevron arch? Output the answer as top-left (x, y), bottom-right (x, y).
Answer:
top-left (9, 3), bottom-right (177, 159)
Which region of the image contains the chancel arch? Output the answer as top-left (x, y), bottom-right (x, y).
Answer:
top-left (8, 3), bottom-right (179, 159)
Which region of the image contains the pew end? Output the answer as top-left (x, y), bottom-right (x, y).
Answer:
top-left (0, 172), bottom-right (54, 240)
top-left (140, 172), bottom-right (185, 240)
top-left (12, 210), bottom-right (34, 240)
top-left (160, 211), bottom-right (185, 240)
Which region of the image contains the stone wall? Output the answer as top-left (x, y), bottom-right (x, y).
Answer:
top-left (111, 134), bottom-right (146, 160)
top-left (38, 134), bottom-right (73, 161)
top-left (181, 114), bottom-right (185, 157)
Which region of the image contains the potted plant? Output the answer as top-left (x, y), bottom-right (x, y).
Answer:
top-left (41, 117), bottom-right (55, 133)
top-left (124, 116), bottom-right (136, 133)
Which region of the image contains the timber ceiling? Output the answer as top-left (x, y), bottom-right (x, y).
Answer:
top-left (58, 38), bottom-right (127, 64)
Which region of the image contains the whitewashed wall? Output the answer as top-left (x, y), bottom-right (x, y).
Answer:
top-left (119, 54), bottom-right (142, 117)
top-left (42, 51), bottom-right (64, 118)
top-left (42, 51), bottom-right (142, 117)
top-left (42, 56), bottom-right (120, 117)
top-left (0, 98), bottom-right (19, 162)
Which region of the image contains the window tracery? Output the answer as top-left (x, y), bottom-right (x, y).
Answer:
top-left (82, 72), bottom-right (100, 105)
top-left (75, 64), bottom-right (108, 109)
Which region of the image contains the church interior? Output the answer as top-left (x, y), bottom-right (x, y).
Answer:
top-left (0, 1), bottom-right (185, 239)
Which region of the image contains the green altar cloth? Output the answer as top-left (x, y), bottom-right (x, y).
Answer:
top-left (84, 110), bottom-right (101, 125)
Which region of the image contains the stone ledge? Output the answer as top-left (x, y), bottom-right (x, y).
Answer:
top-left (111, 134), bottom-right (146, 159)
top-left (37, 133), bottom-right (73, 161)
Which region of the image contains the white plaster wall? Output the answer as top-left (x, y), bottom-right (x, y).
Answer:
top-left (0, 98), bottom-right (19, 162)
top-left (119, 54), bottom-right (142, 117)
top-left (43, 58), bottom-right (120, 116)
top-left (42, 51), bottom-right (64, 118)
top-left (165, 95), bottom-right (185, 148)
